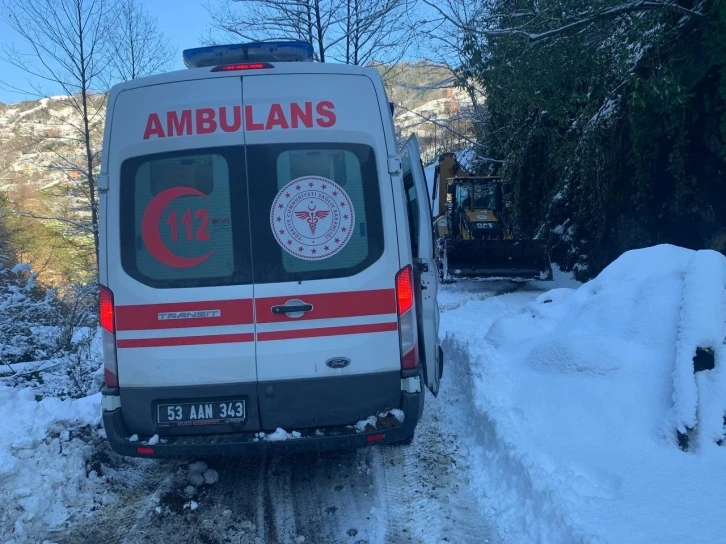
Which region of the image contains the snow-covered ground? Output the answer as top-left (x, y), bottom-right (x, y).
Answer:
top-left (2, 243), bottom-right (726, 543)
top-left (442, 244), bottom-right (726, 543)
top-left (0, 385), bottom-right (103, 543)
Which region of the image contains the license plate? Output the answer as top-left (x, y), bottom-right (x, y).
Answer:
top-left (157, 399), bottom-right (246, 427)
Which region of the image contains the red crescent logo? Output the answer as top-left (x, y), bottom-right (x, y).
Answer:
top-left (141, 187), bottom-right (214, 268)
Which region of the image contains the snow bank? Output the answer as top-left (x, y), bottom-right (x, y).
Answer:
top-left (0, 383), bottom-right (102, 542)
top-left (443, 244), bottom-right (726, 543)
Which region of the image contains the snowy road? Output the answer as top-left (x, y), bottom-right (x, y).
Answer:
top-left (45, 280), bottom-right (536, 544)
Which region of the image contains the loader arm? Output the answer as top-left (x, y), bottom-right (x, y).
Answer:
top-left (435, 153), bottom-right (459, 219)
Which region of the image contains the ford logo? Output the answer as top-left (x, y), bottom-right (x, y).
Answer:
top-left (326, 357), bottom-right (351, 369)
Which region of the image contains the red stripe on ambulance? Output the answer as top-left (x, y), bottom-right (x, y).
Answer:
top-left (115, 299), bottom-right (253, 331)
top-left (114, 290), bottom-right (399, 347)
top-left (143, 101), bottom-right (336, 139)
top-left (256, 322), bottom-right (397, 342)
top-left (255, 289), bottom-right (396, 324)
top-left (117, 333), bottom-right (254, 348)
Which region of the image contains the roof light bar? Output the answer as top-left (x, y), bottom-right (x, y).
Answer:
top-left (183, 41), bottom-right (314, 69)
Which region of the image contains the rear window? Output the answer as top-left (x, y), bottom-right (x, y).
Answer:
top-left (119, 143), bottom-right (383, 288)
top-left (246, 143), bottom-right (384, 284)
top-left (119, 147), bottom-right (252, 288)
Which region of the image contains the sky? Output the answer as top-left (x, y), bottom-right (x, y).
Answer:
top-left (0, 0), bottom-right (215, 104)
top-left (0, 0), bottom-right (446, 105)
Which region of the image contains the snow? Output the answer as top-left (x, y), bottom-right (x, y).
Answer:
top-left (355, 416), bottom-right (378, 433)
top-left (0, 383), bottom-right (103, 542)
top-left (9, 263), bottom-right (31, 275)
top-left (257, 428), bottom-right (303, 441)
top-left (668, 249), bottom-right (726, 442)
top-left (442, 244), bottom-right (726, 543)
top-left (353, 409), bottom-right (406, 432)
top-left (381, 408), bottom-right (405, 423)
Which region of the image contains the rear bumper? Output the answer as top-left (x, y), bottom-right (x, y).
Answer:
top-left (102, 389), bottom-right (423, 458)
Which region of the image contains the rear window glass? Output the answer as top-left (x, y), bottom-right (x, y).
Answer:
top-left (247, 143), bottom-right (384, 284)
top-left (403, 171), bottom-right (419, 255)
top-left (119, 148), bottom-right (252, 288)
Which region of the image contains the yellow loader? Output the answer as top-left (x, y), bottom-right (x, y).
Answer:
top-left (432, 153), bottom-right (553, 282)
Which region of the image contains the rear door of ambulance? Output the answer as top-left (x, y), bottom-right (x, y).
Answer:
top-left (401, 134), bottom-right (441, 396)
top-left (106, 76), bottom-right (259, 436)
top-left (242, 69), bottom-right (406, 430)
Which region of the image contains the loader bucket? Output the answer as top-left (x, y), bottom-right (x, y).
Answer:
top-left (444, 238), bottom-right (553, 281)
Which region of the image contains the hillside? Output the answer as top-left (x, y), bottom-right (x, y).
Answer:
top-left (378, 61), bottom-right (477, 164)
top-left (0, 94), bottom-right (105, 285)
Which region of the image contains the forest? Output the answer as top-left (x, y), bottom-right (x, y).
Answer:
top-left (451, 0), bottom-right (726, 279)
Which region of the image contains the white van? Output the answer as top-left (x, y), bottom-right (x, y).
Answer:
top-left (98, 41), bottom-right (442, 457)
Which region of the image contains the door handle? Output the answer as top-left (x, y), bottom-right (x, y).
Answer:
top-left (271, 303), bottom-right (313, 315)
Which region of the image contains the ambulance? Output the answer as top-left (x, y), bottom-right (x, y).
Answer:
top-left (98, 41), bottom-right (443, 457)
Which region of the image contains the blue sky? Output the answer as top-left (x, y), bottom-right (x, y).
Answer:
top-left (0, 0), bottom-right (442, 104)
top-left (0, 0), bottom-right (214, 103)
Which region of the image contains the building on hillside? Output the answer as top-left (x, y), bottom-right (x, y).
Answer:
top-left (392, 87), bottom-right (475, 164)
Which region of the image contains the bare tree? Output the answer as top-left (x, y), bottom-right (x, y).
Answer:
top-left (418, 0), bottom-right (704, 46)
top-left (109, 0), bottom-right (176, 81)
top-left (204, 0), bottom-right (415, 76)
top-left (0, 0), bottom-right (116, 266)
top-left (1, 0), bottom-right (175, 271)
top-left (340, 0), bottom-right (415, 67)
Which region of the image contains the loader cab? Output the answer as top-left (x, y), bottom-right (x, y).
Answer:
top-left (447, 177), bottom-right (503, 238)
top-left (454, 179), bottom-right (501, 212)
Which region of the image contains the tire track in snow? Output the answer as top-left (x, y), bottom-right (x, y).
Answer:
top-left (370, 394), bottom-right (497, 544)
top-left (72, 449), bottom-right (379, 544)
top-left (369, 281), bottom-right (511, 544)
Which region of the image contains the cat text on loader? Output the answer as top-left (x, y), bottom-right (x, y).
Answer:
top-left (432, 153), bottom-right (553, 282)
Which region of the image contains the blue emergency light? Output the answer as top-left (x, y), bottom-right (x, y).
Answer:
top-left (183, 40), bottom-right (314, 68)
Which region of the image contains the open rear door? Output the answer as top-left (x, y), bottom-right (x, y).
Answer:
top-left (401, 135), bottom-right (441, 396)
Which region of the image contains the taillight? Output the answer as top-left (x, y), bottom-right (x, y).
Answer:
top-left (396, 265), bottom-right (414, 315)
top-left (99, 285), bottom-right (119, 388)
top-left (211, 62), bottom-right (274, 72)
top-left (99, 285), bottom-right (115, 333)
top-left (395, 265), bottom-right (417, 370)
